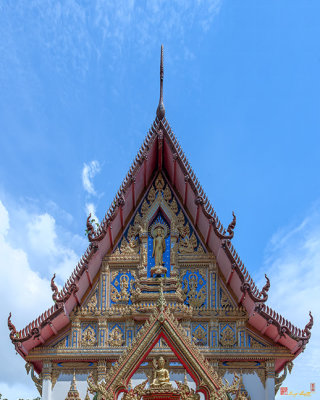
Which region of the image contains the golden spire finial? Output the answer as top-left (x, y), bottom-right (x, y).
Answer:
top-left (156, 45), bottom-right (165, 120)
top-left (184, 370), bottom-right (188, 385)
top-left (65, 370), bottom-right (80, 400)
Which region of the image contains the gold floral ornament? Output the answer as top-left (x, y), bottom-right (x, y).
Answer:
top-left (220, 289), bottom-right (233, 309)
top-left (220, 325), bottom-right (237, 347)
top-left (81, 325), bottom-right (97, 347)
top-left (170, 197), bottom-right (178, 214)
top-left (141, 199), bottom-right (150, 216)
top-left (108, 326), bottom-right (124, 347)
top-left (179, 232), bottom-right (197, 254)
top-left (148, 185), bottom-right (156, 203)
top-left (175, 381), bottom-right (200, 400)
top-left (182, 272), bottom-right (206, 308)
top-left (87, 293), bottom-right (97, 309)
top-left (155, 173), bottom-right (165, 191)
top-left (192, 325), bottom-right (207, 346)
top-left (118, 236), bottom-right (140, 255)
top-left (163, 184), bottom-right (172, 202)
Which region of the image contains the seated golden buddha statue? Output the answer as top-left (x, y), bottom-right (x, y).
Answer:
top-left (150, 357), bottom-right (172, 389)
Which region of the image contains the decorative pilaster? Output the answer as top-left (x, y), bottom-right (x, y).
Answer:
top-left (209, 320), bottom-right (219, 347)
top-left (41, 361), bottom-right (52, 400)
top-left (265, 360), bottom-right (275, 400)
top-left (101, 263), bottom-right (109, 309)
top-left (97, 360), bottom-right (107, 382)
top-left (209, 262), bottom-right (217, 309)
top-left (236, 320), bottom-right (246, 348)
top-left (71, 318), bottom-right (81, 347)
top-left (170, 224), bottom-right (179, 275)
top-left (98, 319), bottom-right (107, 347)
top-left (139, 231), bottom-right (148, 274)
top-left (126, 320), bottom-right (135, 346)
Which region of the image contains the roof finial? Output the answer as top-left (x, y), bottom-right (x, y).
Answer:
top-left (156, 44), bottom-right (165, 120)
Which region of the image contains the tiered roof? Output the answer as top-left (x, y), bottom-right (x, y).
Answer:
top-left (8, 46), bottom-right (312, 375)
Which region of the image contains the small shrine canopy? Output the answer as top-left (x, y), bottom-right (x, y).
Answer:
top-left (8, 45), bottom-right (313, 375)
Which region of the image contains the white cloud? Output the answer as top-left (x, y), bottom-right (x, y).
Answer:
top-left (86, 202), bottom-right (99, 224)
top-left (0, 198), bottom-right (87, 399)
top-left (0, 200), bottom-right (51, 397)
top-left (82, 160), bottom-right (101, 195)
top-left (260, 205), bottom-right (320, 398)
top-left (27, 213), bottom-right (57, 255)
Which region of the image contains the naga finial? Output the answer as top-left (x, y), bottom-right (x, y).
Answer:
top-left (8, 312), bottom-right (17, 341)
top-left (304, 311), bottom-right (313, 337)
top-left (261, 274), bottom-right (270, 300)
top-left (86, 213), bottom-right (95, 242)
top-left (51, 273), bottom-right (59, 301)
top-left (227, 211), bottom-right (236, 237)
top-left (51, 273), bottom-right (64, 308)
top-left (156, 45), bottom-right (165, 120)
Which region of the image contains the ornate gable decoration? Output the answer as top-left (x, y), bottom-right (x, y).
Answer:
top-left (112, 172), bottom-right (206, 269)
top-left (87, 286), bottom-right (243, 400)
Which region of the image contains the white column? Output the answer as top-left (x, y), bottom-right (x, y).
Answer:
top-left (265, 361), bottom-right (275, 400)
top-left (42, 361), bottom-right (52, 400)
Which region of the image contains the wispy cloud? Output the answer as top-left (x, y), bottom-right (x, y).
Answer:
top-left (86, 202), bottom-right (99, 224)
top-left (0, 0), bottom-right (223, 84)
top-left (82, 160), bottom-right (101, 196)
top-left (260, 204), bottom-right (320, 397)
top-left (82, 160), bottom-right (101, 224)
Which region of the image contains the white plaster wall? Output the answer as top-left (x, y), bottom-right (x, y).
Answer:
top-left (223, 372), bottom-right (268, 400)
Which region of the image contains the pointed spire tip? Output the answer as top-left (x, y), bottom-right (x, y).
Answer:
top-left (156, 45), bottom-right (165, 120)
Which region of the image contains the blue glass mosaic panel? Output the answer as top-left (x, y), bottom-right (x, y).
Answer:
top-left (191, 322), bottom-right (208, 346)
top-left (181, 270), bottom-right (207, 307)
top-left (110, 271), bottom-right (135, 305)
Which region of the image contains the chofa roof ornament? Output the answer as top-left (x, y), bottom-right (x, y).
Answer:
top-left (156, 44), bottom-right (165, 120)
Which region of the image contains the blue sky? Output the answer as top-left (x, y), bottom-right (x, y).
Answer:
top-left (0, 1), bottom-right (319, 399)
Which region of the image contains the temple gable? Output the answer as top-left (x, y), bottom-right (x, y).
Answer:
top-left (9, 47), bottom-right (313, 400)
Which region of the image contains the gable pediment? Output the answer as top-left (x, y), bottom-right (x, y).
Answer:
top-left (87, 298), bottom-right (241, 400)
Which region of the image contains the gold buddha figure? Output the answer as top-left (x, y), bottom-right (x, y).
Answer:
top-left (150, 357), bottom-right (172, 388)
top-left (152, 226), bottom-right (166, 266)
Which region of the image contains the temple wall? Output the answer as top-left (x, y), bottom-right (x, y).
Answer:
top-left (223, 372), bottom-right (273, 400)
